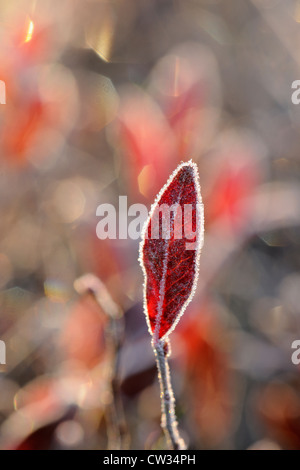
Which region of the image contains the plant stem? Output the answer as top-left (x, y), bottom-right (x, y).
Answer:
top-left (153, 339), bottom-right (186, 450)
top-left (74, 273), bottom-right (129, 449)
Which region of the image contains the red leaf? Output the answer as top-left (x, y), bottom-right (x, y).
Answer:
top-left (139, 161), bottom-right (204, 342)
top-left (117, 88), bottom-right (175, 200)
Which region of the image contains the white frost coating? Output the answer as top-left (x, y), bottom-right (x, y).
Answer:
top-left (139, 160), bottom-right (205, 343)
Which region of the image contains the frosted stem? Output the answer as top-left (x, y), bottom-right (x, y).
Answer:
top-left (153, 339), bottom-right (186, 450)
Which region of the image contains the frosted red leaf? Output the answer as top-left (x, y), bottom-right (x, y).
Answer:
top-left (139, 160), bottom-right (204, 342)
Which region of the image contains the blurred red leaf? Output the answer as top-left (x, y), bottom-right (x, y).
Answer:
top-left (204, 138), bottom-right (261, 233)
top-left (149, 45), bottom-right (221, 158)
top-left (258, 382), bottom-right (300, 450)
top-left (180, 304), bottom-right (236, 447)
top-left (2, 99), bottom-right (44, 163)
top-left (207, 162), bottom-right (257, 229)
top-left (2, 377), bottom-right (74, 450)
top-left (60, 295), bottom-right (108, 369)
top-left (117, 88), bottom-right (176, 200)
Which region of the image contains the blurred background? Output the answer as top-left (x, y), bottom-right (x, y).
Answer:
top-left (0, 0), bottom-right (300, 450)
